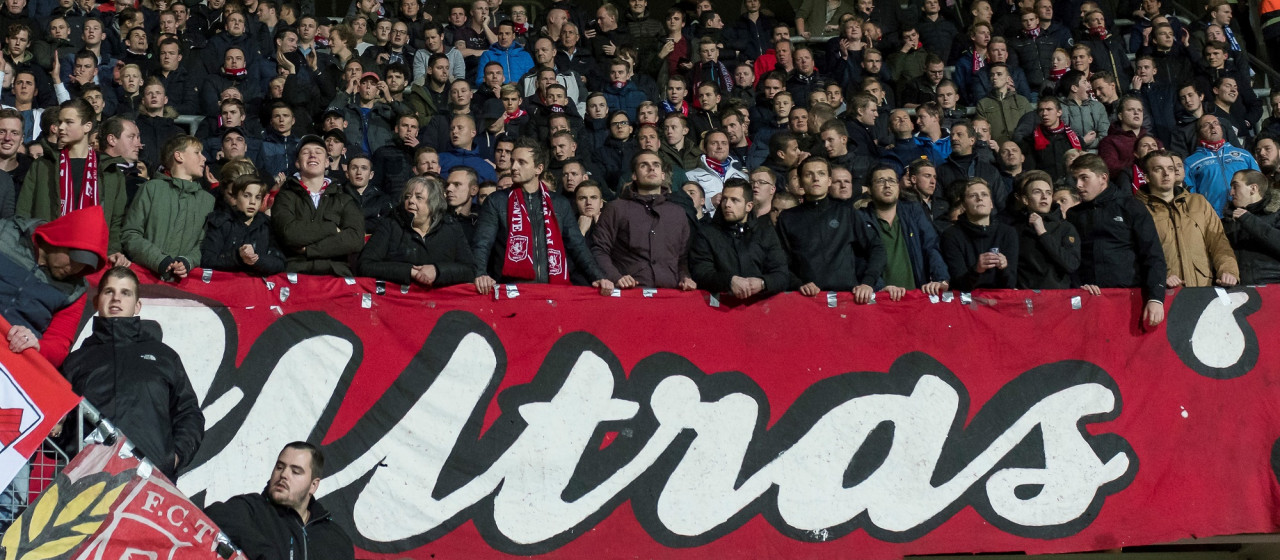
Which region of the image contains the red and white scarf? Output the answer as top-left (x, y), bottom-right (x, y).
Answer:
top-left (503, 183), bottom-right (569, 284)
top-left (1088, 25), bottom-right (1109, 40)
top-left (223, 66), bottom-right (247, 78)
top-left (58, 148), bottom-right (98, 216)
top-left (971, 51), bottom-right (985, 73)
top-left (705, 156), bottom-right (729, 179)
top-left (1034, 122), bottom-right (1082, 151)
top-left (1026, 26), bottom-right (1041, 38)
top-left (1200, 138), bottom-right (1226, 152)
top-left (1049, 67), bottom-right (1068, 82)
top-left (1131, 163), bottom-right (1146, 194)
top-left (505, 108), bottom-right (526, 123)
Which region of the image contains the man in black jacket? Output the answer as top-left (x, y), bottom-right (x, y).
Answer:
top-left (862, 165), bottom-right (950, 300)
top-left (940, 178), bottom-right (1019, 291)
top-left (937, 120), bottom-right (1006, 214)
top-left (1014, 170), bottom-right (1080, 289)
top-left (205, 442), bottom-right (354, 560)
top-left (1223, 169), bottom-right (1280, 285)
top-left (472, 137), bottom-right (614, 295)
top-left (1066, 153), bottom-right (1167, 329)
top-left (689, 178), bottom-right (789, 299)
top-left (61, 267), bottom-right (203, 480)
top-left (776, 156), bottom-right (886, 303)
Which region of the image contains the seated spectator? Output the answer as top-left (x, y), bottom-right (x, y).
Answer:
top-left (776, 156), bottom-right (885, 302)
top-left (1, 206), bottom-right (108, 366)
top-left (1136, 150), bottom-right (1239, 288)
top-left (201, 174), bottom-right (286, 276)
top-left (472, 137), bottom-right (613, 294)
top-left (1185, 114), bottom-right (1259, 216)
top-left (940, 178), bottom-right (1018, 291)
top-left (358, 175), bottom-right (475, 288)
top-left (474, 21), bottom-right (533, 85)
top-left (1224, 169), bottom-right (1280, 285)
top-left (1013, 170), bottom-right (1080, 289)
top-left (601, 58), bottom-right (646, 120)
top-left (61, 266), bottom-right (204, 480)
top-left (861, 165), bottom-right (950, 299)
top-left (121, 135), bottom-right (216, 281)
top-left (18, 99), bottom-right (127, 261)
top-left (685, 130), bottom-right (748, 215)
top-left (590, 150), bottom-right (694, 290)
top-left (1067, 153), bottom-right (1167, 329)
top-left (688, 177), bottom-right (788, 299)
top-left (271, 135), bottom-right (367, 276)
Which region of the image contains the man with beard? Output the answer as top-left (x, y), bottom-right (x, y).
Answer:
top-left (472, 137), bottom-right (614, 294)
top-left (1223, 169), bottom-right (1280, 285)
top-left (689, 178), bottom-right (788, 299)
top-left (1253, 135), bottom-right (1280, 182)
top-left (407, 53), bottom-right (453, 125)
top-left (591, 150), bottom-right (695, 290)
top-left (205, 443), bottom-right (354, 560)
top-left (861, 165), bottom-right (950, 300)
top-left (937, 121), bottom-right (1005, 214)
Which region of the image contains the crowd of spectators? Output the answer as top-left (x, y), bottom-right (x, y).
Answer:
top-left (5, 0), bottom-right (1280, 366)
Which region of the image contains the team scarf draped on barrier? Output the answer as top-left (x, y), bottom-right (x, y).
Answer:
top-left (14, 268), bottom-right (1280, 559)
top-left (2, 440), bottom-right (248, 560)
top-left (0, 318), bottom-right (81, 496)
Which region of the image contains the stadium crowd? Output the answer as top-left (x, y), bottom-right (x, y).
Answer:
top-left (2, 0), bottom-right (1280, 552)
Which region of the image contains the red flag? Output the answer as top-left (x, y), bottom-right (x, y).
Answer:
top-left (0, 317), bottom-right (83, 490)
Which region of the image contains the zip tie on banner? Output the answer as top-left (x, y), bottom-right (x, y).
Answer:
top-left (375, 280), bottom-right (386, 295)
top-left (709, 293), bottom-right (721, 308)
top-left (826, 292), bottom-right (837, 308)
top-left (642, 288), bottom-right (656, 298)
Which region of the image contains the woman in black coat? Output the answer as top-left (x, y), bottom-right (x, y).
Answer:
top-left (201, 174), bottom-right (287, 275)
top-left (357, 175), bottom-right (475, 287)
top-left (940, 177), bottom-right (1019, 291)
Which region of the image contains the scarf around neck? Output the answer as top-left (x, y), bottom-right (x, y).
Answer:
top-left (503, 183), bottom-right (569, 284)
top-left (59, 148), bottom-right (98, 215)
top-left (1034, 121), bottom-right (1081, 151)
top-left (1200, 138), bottom-right (1226, 152)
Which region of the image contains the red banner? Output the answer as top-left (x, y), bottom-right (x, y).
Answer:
top-left (54, 271), bottom-right (1280, 558)
top-left (0, 317), bottom-right (81, 492)
top-left (1, 441), bottom-right (248, 560)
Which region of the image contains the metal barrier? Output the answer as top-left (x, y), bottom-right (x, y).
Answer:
top-left (0, 437), bottom-right (71, 533)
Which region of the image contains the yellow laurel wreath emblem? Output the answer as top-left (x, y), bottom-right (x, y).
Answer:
top-left (1, 470), bottom-right (133, 560)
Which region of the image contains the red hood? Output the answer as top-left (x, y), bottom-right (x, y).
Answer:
top-left (31, 206), bottom-right (109, 275)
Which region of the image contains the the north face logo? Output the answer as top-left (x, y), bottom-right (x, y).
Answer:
top-left (140, 354), bottom-right (157, 361)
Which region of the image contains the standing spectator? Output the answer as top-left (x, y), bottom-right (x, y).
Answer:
top-left (134, 79), bottom-right (185, 174)
top-left (1024, 96), bottom-right (1081, 178)
top-left (121, 135), bottom-right (216, 281)
top-left (1077, 10), bottom-right (1131, 89)
top-left (271, 135), bottom-right (367, 275)
top-left (1184, 114), bottom-right (1259, 216)
top-left (936, 120), bottom-right (1005, 213)
top-left (976, 63), bottom-right (1033, 144)
top-left (343, 153), bottom-right (395, 229)
top-left (474, 21), bottom-right (533, 85)
top-left (1129, 55), bottom-right (1176, 146)
top-left (1059, 70), bottom-right (1108, 150)
top-left (940, 177), bottom-right (1018, 290)
top-left (1137, 149), bottom-right (1238, 288)
top-left (601, 58), bottom-right (646, 120)
top-left (61, 266), bottom-right (204, 480)
top-left (201, 174), bottom-right (286, 275)
top-left (794, 0), bottom-right (853, 39)
top-left (685, 130), bottom-right (747, 214)
top-left (1223, 169), bottom-right (1280, 285)
top-left (1099, 95), bottom-right (1147, 175)
top-left (471, 138), bottom-right (613, 293)
top-left (1014, 170), bottom-right (1080, 288)
top-left (19, 99), bottom-right (128, 259)
top-left (776, 156), bottom-right (885, 301)
top-left (862, 165), bottom-right (950, 299)
top-left (1066, 153), bottom-right (1167, 329)
top-left (371, 114), bottom-right (420, 199)
top-left (1172, 83), bottom-right (1239, 157)
top-left (438, 114), bottom-right (497, 182)
top-left (916, 0), bottom-right (958, 62)
top-left (688, 178), bottom-right (788, 299)
top-left (358, 175), bottom-right (475, 288)
top-left (590, 150), bottom-right (694, 290)
top-left (1, 206), bottom-right (107, 367)
top-left (954, 21), bottom-right (993, 106)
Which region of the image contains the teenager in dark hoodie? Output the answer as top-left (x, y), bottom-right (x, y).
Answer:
top-left (1013, 170), bottom-right (1080, 289)
top-left (200, 174), bottom-right (286, 276)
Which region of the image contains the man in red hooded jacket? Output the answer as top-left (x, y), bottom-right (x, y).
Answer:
top-left (1, 206), bottom-right (110, 367)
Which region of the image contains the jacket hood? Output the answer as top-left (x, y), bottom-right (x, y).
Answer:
top-left (32, 206), bottom-right (109, 275)
top-left (87, 316), bottom-right (162, 345)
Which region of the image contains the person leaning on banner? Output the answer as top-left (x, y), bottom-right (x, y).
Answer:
top-left (775, 155), bottom-right (886, 304)
top-left (861, 165), bottom-right (951, 300)
top-left (205, 442), bottom-right (355, 560)
top-left (688, 177), bottom-right (789, 299)
top-left (590, 151), bottom-right (696, 291)
top-left (1223, 169), bottom-right (1280, 285)
top-left (471, 137), bottom-right (615, 295)
top-left (1135, 150), bottom-right (1240, 289)
top-left (272, 135), bottom-right (368, 277)
top-left (940, 177), bottom-right (1020, 291)
top-left (1013, 170), bottom-right (1081, 289)
top-left (1, 206), bottom-right (108, 367)
top-left (1066, 153), bottom-right (1168, 330)
top-left (358, 175), bottom-right (476, 288)
top-left (59, 267), bottom-right (204, 480)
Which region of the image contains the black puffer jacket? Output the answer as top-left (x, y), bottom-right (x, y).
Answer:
top-left (201, 208), bottom-right (287, 276)
top-left (940, 216), bottom-right (1019, 291)
top-left (358, 206), bottom-right (475, 287)
top-left (1014, 209), bottom-right (1081, 289)
top-left (689, 215), bottom-right (790, 296)
top-left (1066, 184), bottom-right (1168, 301)
top-left (1222, 188), bottom-right (1280, 285)
top-left (62, 317), bottom-right (204, 480)
top-left (776, 195), bottom-right (887, 291)
top-left (205, 491), bottom-right (354, 560)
